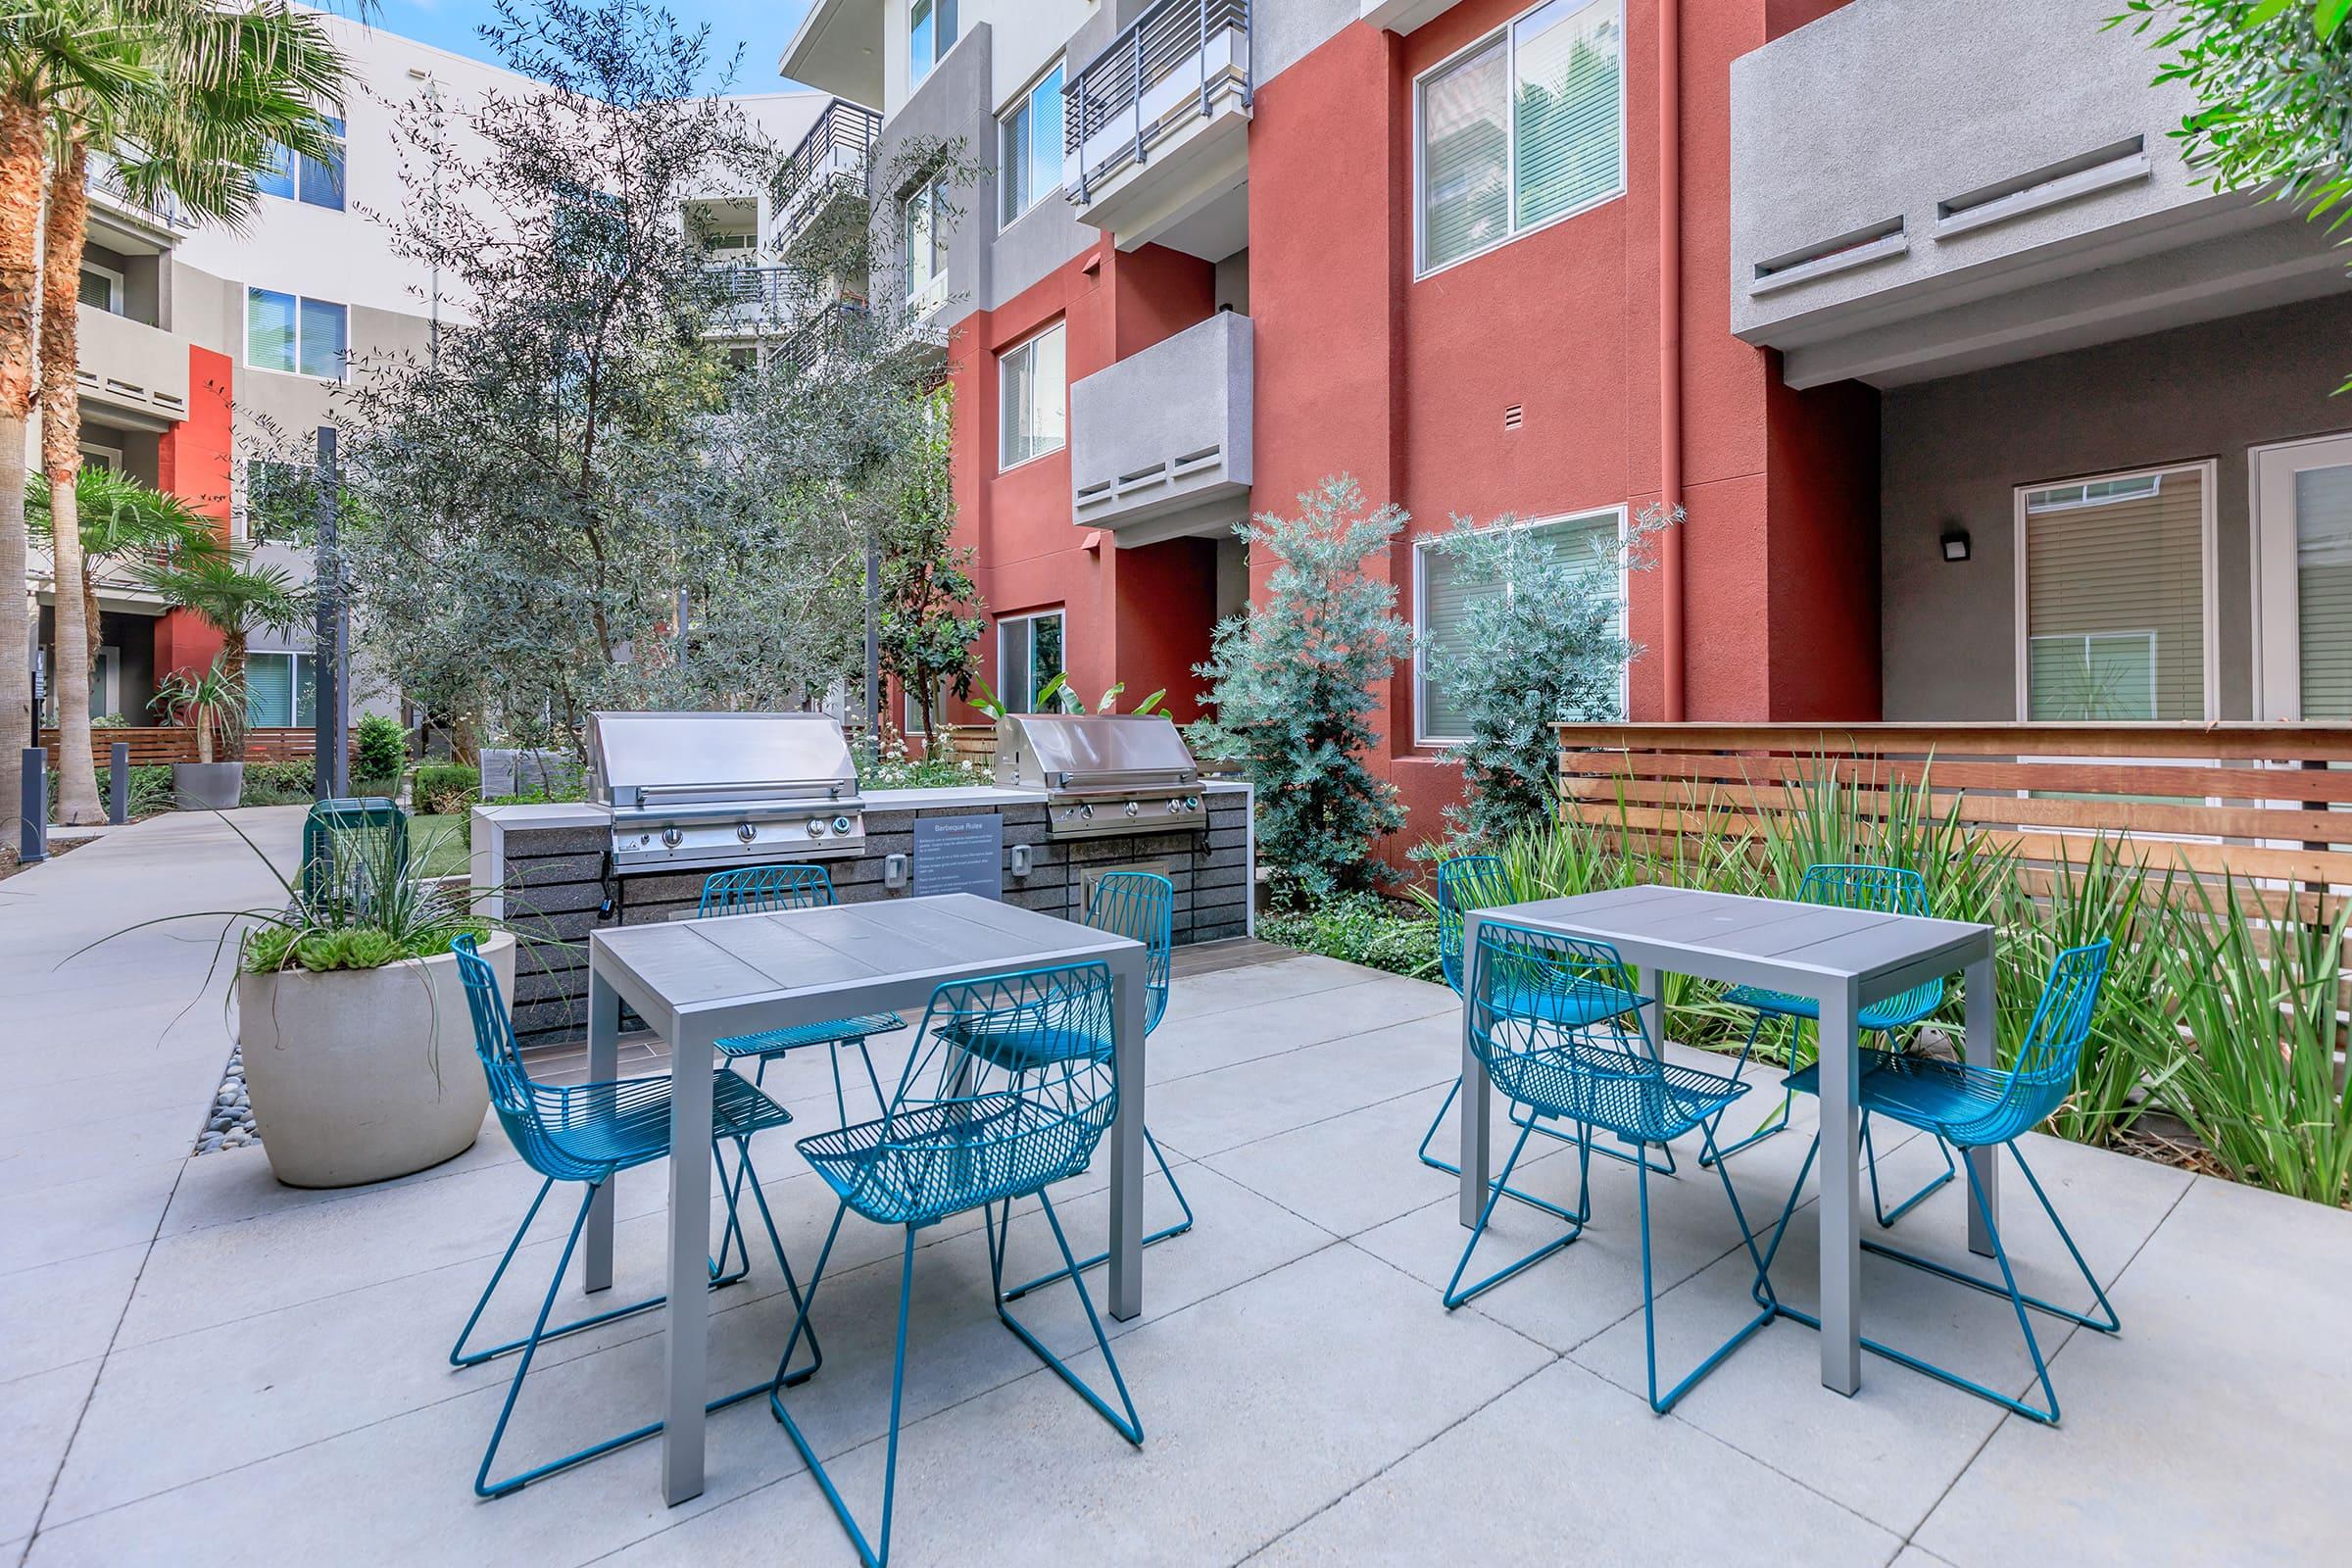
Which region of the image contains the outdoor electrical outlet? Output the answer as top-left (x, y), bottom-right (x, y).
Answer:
top-left (883, 853), bottom-right (908, 889)
top-left (1009, 844), bottom-right (1033, 878)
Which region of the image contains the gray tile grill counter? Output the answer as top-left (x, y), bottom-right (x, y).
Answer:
top-left (473, 783), bottom-right (1253, 1054)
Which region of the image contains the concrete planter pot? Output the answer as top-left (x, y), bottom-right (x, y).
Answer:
top-left (172, 760), bottom-right (244, 810)
top-left (236, 929), bottom-right (507, 1189)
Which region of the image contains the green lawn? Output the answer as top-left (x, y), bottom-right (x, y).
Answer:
top-left (408, 814), bottom-right (471, 880)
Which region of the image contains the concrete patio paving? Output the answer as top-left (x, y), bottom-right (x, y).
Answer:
top-left (5, 808), bottom-right (2349, 1565)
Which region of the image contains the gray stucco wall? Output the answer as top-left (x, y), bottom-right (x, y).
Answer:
top-left (872, 22), bottom-right (998, 318)
top-left (1880, 292), bottom-right (2352, 721)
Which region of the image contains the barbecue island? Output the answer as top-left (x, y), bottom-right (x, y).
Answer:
top-left (470, 710), bottom-right (1254, 1054)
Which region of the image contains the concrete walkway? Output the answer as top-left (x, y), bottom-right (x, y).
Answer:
top-left (5, 818), bottom-right (2349, 1566)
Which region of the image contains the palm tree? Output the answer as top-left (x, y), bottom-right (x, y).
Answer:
top-left (137, 548), bottom-right (308, 761)
top-left (27, 464), bottom-right (224, 664)
top-left (32, 0), bottom-right (346, 821)
top-left (0, 1), bottom-right (146, 838)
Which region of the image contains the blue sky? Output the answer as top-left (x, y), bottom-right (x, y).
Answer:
top-left (372, 1), bottom-right (821, 91)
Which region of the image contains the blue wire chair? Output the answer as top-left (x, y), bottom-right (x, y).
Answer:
top-left (1706, 863), bottom-right (1957, 1226)
top-left (699, 864), bottom-right (909, 1119)
top-left (766, 961), bottom-right (1144, 1568)
top-left (1415, 857), bottom-right (1670, 1216)
top-left (446, 934), bottom-right (819, 1497)
top-left (990, 871), bottom-right (1192, 1300)
top-left (1443, 919), bottom-right (1778, 1413)
top-left (1755, 940), bottom-right (2117, 1424)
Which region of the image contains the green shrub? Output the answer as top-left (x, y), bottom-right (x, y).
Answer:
top-left (355, 714), bottom-right (409, 783)
top-left (49, 763), bottom-right (175, 818)
top-left (1260, 894), bottom-right (1441, 982)
top-left (239, 758), bottom-right (318, 807)
top-left (413, 763), bottom-right (480, 814)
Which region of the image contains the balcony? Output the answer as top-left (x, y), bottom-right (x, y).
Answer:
top-left (1070, 310), bottom-right (1250, 546)
top-left (1062, 0), bottom-right (1251, 259)
top-left (704, 264), bottom-right (822, 334)
top-left (75, 304), bottom-right (188, 425)
top-left (84, 154), bottom-right (189, 254)
top-left (775, 100), bottom-right (881, 259)
top-left (1729, 0), bottom-right (2352, 388)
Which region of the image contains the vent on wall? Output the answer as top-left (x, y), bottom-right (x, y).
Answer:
top-left (1935, 136), bottom-right (2150, 239)
top-left (1503, 404), bottom-right (1524, 431)
top-left (1749, 217), bottom-right (1908, 296)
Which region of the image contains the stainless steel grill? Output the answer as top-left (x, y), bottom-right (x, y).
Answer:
top-left (994, 712), bottom-right (1207, 839)
top-left (587, 710), bottom-right (864, 873)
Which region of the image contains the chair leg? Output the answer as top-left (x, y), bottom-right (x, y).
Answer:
top-left (1643, 1124), bottom-right (1781, 1414)
top-left (709, 1136), bottom-right (757, 1286)
top-left (1443, 1117), bottom-right (1592, 1309)
top-left (998, 1125), bottom-right (1197, 1301)
top-left (1701, 1011), bottom-right (1790, 1167)
top-left (1419, 1076), bottom-right (1626, 1221)
top-left (854, 1037), bottom-right (890, 1120)
top-left (770, 1214), bottom-right (911, 1568)
top-left (730, 1137), bottom-right (823, 1389)
top-left (1863, 1114), bottom-right (1955, 1229)
top-left (453, 1174), bottom-right (670, 1369)
top-left (989, 1192), bottom-right (1146, 1445)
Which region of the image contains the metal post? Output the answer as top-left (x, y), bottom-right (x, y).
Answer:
top-left (18, 747), bottom-right (46, 865)
top-left (312, 426), bottom-right (345, 800)
top-left (675, 587), bottom-right (690, 673)
top-left (108, 740), bottom-right (127, 825)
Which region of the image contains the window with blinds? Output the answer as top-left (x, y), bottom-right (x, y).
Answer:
top-left (2294, 464), bottom-right (2352, 719)
top-left (1000, 322), bottom-right (1065, 469)
top-left (2021, 466), bottom-right (2209, 721)
top-left (245, 652), bottom-right (316, 729)
top-left (1417, 511), bottom-right (1624, 742)
top-left (1001, 63), bottom-right (1064, 224)
top-left (1418, 0), bottom-right (1623, 273)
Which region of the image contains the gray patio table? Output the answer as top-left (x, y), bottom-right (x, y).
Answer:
top-left (1456, 884), bottom-right (1996, 1397)
top-left (582, 892), bottom-right (1149, 1506)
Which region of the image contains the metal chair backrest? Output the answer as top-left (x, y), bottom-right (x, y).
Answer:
top-left (302, 797), bottom-right (408, 909)
top-left (1438, 856), bottom-right (1518, 995)
top-left (1084, 871), bottom-right (1172, 1033)
top-left (861, 962), bottom-right (1120, 1225)
top-left (699, 862), bottom-right (838, 916)
top-left (1466, 918), bottom-right (1652, 1114)
top-left (1967, 940), bottom-right (2111, 1142)
top-left (450, 932), bottom-right (550, 1161)
top-left (1797, 862), bottom-right (1945, 1021)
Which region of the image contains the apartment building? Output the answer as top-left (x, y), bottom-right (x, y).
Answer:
top-left (41, 14), bottom-right (834, 737)
top-left (786, 0), bottom-right (2352, 847)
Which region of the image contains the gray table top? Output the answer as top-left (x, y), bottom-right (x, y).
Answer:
top-left (1479, 884), bottom-right (1991, 985)
top-left (591, 893), bottom-right (1141, 1017)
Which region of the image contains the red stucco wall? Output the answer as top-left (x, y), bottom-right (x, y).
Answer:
top-left (153, 344), bottom-right (235, 679)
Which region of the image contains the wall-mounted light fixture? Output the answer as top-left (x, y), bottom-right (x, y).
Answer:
top-left (1939, 525), bottom-right (1972, 563)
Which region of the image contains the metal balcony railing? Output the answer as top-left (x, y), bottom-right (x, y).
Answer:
top-left (776, 100), bottom-right (883, 239)
top-left (704, 263), bottom-right (822, 317)
top-left (1062, 0), bottom-right (1250, 205)
top-left (778, 299), bottom-right (870, 378)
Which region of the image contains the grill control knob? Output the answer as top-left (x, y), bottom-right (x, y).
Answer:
top-left (807, 817), bottom-right (827, 839)
top-left (661, 827), bottom-right (683, 849)
top-left (1186, 796), bottom-right (1201, 811)
top-left (737, 822), bottom-right (758, 843)
top-left (832, 814), bottom-right (854, 835)
top-left (1123, 801), bottom-right (1139, 817)
top-left (1078, 803), bottom-right (1095, 820)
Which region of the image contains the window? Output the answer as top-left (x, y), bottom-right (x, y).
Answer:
top-left (2018, 463), bottom-right (2213, 721)
top-left (246, 651), bottom-right (317, 729)
top-left (246, 288), bottom-right (348, 380)
top-left (259, 117), bottom-right (345, 210)
top-left (1414, 509), bottom-right (1625, 743)
top-left (77, 262), bottom-right (122, 313)
top-left (909, 0), bottom-right (956, 85)
top-left (903, 174), bottom-right (950, 309)
top-left (1000, 62), bottom-right (1065, 223)
top-left (998, 611), bottom-right (1065, 712)
top-left (999, 322), bottom-right (1065, 469)
top-left (1417, 0), bottom-right (1624, 274)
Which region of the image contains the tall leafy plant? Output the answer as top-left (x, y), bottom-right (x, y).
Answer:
top-left (1189, 475), bottom-right (1412, 905)
top-left (1421, 501), bottom-right (1675, 844)
top-left (137, 547), bottom-right (307, 757)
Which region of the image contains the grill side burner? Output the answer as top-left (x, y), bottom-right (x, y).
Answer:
top-left (992, 712), bottom-right (1209, 839)
top-left (587, 710), bottom-right (865, 873)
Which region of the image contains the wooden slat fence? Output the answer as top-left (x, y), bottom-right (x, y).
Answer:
top-left (38, 727), bottom-right (345, 769)
top-left (1553, 721), bottom-right (2352, 916)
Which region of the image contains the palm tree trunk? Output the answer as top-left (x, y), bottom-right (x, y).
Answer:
top-left (221, 631), bottom-right (247, 762)
top-left (42, 143), bottom-right (100, 825)
top-left (0, 96), bottom-right (45, 849)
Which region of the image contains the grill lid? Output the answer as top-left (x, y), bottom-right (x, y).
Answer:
top-left (994, 712), bottom-right (1200, 794)
top-left (587, 710), bottom-right (859, 810)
